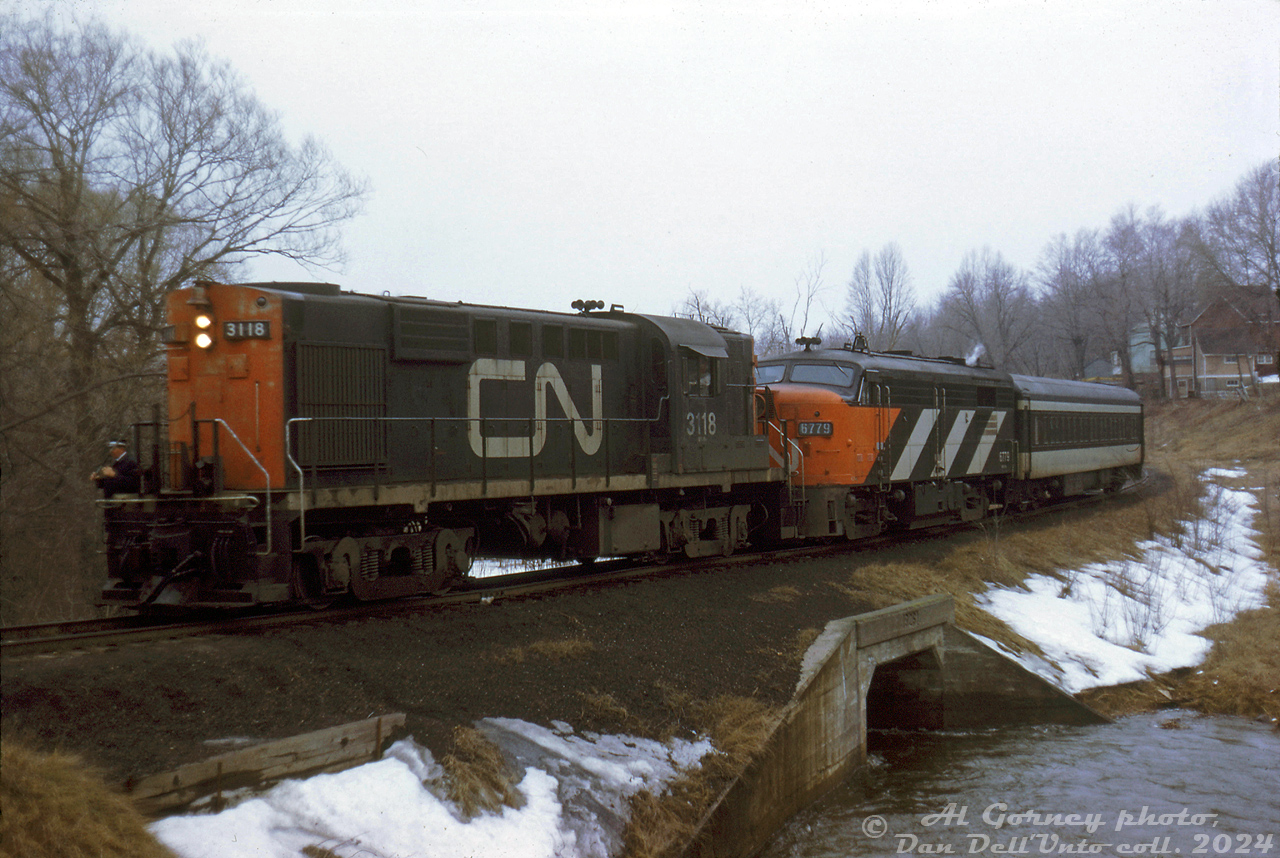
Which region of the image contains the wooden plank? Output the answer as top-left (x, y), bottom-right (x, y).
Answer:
top-left (126, 713), bottom-right (405, 815)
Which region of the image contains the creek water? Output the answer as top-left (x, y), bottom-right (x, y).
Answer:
top-left (761, 712), bottom-right (1279, 858)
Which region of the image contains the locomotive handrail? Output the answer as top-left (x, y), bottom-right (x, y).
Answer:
top-left (285, 415), bottom-right (656, 545)
top-left (96, 495), bottom-right (259, 507)
top-left (285, 417), bottom-right (311, 543)
top-left (765, 419), bottom-right (805, 503)
top-left (208, 418), bottom-right (273, 557)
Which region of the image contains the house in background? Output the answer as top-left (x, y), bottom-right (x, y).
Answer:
top-left (1165, 288), bottom-right (1280, 398)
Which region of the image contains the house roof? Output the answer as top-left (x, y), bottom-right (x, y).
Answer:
top-left (1183, 287), bottom-right (1280, 329)
top-left (1195, 329), bottom-right (1267, 356)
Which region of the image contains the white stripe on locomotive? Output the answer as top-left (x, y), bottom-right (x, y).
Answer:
top-left (890, 408), bottom-right (937, 482)
top-left (936, 409), bottom-right (976, 477)
top-left (965, 410), bottom-right (1007, 475)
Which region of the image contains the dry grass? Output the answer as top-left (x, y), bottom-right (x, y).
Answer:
top-left (1079, 587), bottom-right (1280, 722)
top-left (616, 400), bottom-right (1280, 854)
top-left (1171, 583), bottom-right (1280, 721)
top-left (621, 695), bottom-right (780, 858)
top-left (0, 740), bottom-right (176, 858)
top-left (439, 726), bottom-right (523, 819)
top-left (578, 690), bottom-right (644, 732)
top-left (1145, 398), bottom-right (1280, 470)
top-left (751, 626), bottom-right (823, 671)
top-left (1075, 673), bottom-right (1188, 717)
top-left (749, 585), bottom-right (804, 603)
top-left (494, 636), bottom-right (596, 664)
top-left (1113, 402), bottom-right (1280, 721)
top-left (830, 561), bottom-right (1046, 658)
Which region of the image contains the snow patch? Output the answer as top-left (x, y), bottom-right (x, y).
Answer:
top-left (152, 727), bottom-right (711, 858)
top-left (978, 472), bottom-right (1273, 693)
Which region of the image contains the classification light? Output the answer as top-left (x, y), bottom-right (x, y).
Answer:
top-left (195, 331), bottom-right (213, 349)
top-left (194, 313), bottom-right (214, 329)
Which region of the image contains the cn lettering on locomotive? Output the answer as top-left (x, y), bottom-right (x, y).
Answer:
top-left (99, 280), bottom-right (1142, 611)
top-left (467, 359), bottom-right (603, 458)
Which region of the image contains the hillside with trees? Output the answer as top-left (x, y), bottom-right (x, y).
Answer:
top-left (677, 161), bottom-right (1279, 393)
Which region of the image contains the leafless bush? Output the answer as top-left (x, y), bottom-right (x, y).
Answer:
top-left (1116, 554), bottom-right (1173, 653)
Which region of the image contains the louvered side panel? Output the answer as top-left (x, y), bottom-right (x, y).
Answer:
top-left (296, 343), bottom-right (387, 468)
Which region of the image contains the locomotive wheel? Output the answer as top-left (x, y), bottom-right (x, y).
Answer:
top-left (292, 556), bottom-right (334, 610)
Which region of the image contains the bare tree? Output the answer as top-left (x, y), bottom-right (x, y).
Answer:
top-left (1095, 206), bottom-right (1148, 388)
top-left (1190, 160), bottom-right (1280, 303)
top-left (733, 286), bottom-right (784, 356)
top-left (1, 15), bottom-right (367, 441)
top-left (0, 15), bottom-right (367, 620)
top-left (1037, 230), bottom-right (1115, 379)
top-left (675, 288), bottom-right (739, 328)
top-left (1138, 210), bottom-right (1199, 397)
top-left (844, 242), bottom-right (916, 351)
top-left (941, 248), bottom-right (1037, 370)
top-left (770, 251), bottom-right (829, 351)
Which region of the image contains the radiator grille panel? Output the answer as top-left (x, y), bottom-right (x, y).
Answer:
top-left (297, 343), bottom-right (387, 467)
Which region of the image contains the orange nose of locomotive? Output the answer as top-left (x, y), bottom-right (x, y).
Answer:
top-left (165, 282), bottom-right (286, 491)
top-left (761, 385), bottom-right (898, 487)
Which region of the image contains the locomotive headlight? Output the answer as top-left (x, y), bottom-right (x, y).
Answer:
top-left (194, 313), bottom-right (214, 329)
top-left (195, 331), bottom-right (214, 349)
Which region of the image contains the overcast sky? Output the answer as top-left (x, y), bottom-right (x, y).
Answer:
top-left (32, 0), bottom-right (1280, 322)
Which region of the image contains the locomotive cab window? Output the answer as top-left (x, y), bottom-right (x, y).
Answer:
top-left (683, 352), bottom-right (720, 397)
top-left (790, 363), bottom-right (857, 389)
top-left (756, 364), bottom-right (786, 384)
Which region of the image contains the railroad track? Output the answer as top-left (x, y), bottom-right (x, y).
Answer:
top-left (0, 551), bottom-right (794, 658)
top-left (1, 473), bottom-right (1150, 659)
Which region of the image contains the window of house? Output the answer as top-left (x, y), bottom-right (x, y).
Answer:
top-left (1258, 353), bottom-right (1275, 365)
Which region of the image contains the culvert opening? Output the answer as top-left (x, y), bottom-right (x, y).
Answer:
top-left (865, 647), bottom-right (945, 742)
